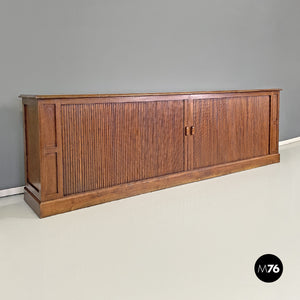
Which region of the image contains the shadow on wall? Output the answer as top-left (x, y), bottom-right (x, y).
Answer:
top-left (0, 100), bottom-right (25, 189)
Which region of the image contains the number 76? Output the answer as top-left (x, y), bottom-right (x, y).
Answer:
top-left (268, 264), bottom-right (280, 273)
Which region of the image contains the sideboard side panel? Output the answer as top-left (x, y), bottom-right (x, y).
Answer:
top-left (23, 101), bottom-right (41, 194)
top-left (269, 92), bottom-right (280, 154)
top-left (39, 102), bottom-right (63, 201)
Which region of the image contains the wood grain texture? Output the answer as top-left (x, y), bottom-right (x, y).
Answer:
top-left (21, 89), bottom-right (281, 218)
top-left (44, 153), bottom-right (58, 195)
top-left (38, 102), bottom-right (63, 201)
top-left (193, 96), bottom-right (270, 169)
top-left (61, 101), bottom-right (185, 195)
top-left (42, 104), bottom-right (57, 147)
top-left (184, 99), bottom-right (193, 171)
top-left (55, 103), bottom-right (64, 199)
top-left (24, 103), bottom-right (41, 192)
top-left (19, 89), bottom-right (282, 100)
top-left (270, 92), bottom-right (280, 154)
top-left (25, 154), bottom-right (279, 218)
top-left (24, 187), bottom-right (41, 217)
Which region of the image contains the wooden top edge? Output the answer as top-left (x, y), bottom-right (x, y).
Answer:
top-left (19, 89), bottom-right (282, 99)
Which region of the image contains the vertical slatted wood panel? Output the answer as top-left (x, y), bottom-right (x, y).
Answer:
top-left (184, 99), bottom-right (193, 171)
top-left (61, 101), bottom-right (184, 195)
top-left (193, 96), bottom-right (270, 169)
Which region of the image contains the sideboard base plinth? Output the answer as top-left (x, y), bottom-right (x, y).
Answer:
top-left (24, 154), bottom-right (280, 218)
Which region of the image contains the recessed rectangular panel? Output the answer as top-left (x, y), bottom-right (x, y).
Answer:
top-left (193, 96), bottom-right (270, 169)
top-left (41, 104), bottom-right (57, 147)
top-left (61, 101), bottom-right (185, 195)
top-left (44, 153), bottom-right (58, 195)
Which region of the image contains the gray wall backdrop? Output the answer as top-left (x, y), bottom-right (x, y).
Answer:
top-left (0, 0), bottom-right (300, 189)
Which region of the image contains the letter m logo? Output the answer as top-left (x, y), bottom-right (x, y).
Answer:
top-left (258, 265), bottom-right (268, 273)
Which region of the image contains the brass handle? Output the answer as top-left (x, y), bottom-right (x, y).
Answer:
top-left (190, 126), bottom-right (195, 135)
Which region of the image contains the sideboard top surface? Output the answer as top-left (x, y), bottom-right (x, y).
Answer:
top-left (19, 89), bottom-right (281, 100)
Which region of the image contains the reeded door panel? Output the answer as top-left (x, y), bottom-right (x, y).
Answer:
top-left (61, 101), bottom-right (185, 195)
top-left (192, 96), bottom-right (270, 169)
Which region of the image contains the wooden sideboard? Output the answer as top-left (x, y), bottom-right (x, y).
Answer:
top-left (20, 89), bottom-right (280, 217)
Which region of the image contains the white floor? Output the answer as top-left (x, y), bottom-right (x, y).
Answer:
top-left (1, 142), bottom-right (300, 300)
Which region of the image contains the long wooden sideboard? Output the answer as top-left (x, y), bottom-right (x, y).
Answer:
top-left (20, 89), bottom-right (280, 217)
